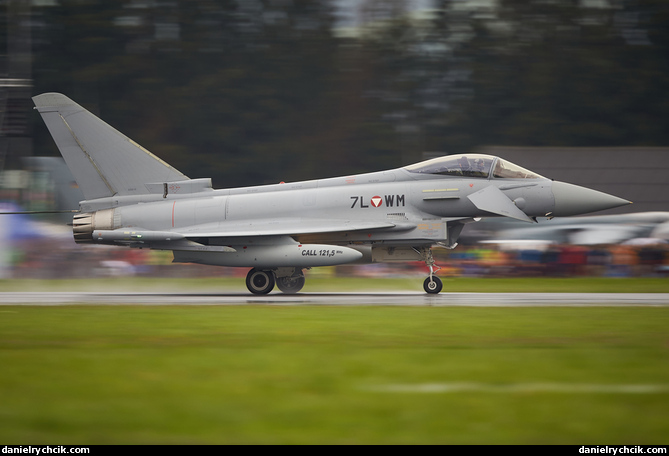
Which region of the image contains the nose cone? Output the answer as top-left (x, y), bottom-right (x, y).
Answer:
top-left (551, 181), bottom-right (631, 216)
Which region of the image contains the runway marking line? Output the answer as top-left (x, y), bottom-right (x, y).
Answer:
top-left (364, 382), bottom-right (669, 394)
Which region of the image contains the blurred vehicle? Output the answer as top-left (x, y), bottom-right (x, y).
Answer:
top-left (461, 212), bottom-right (669, 246)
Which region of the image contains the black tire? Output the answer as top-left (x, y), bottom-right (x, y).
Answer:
top-left (246, 268), bottom-right (275, 295)
top-left (276, 274), bottom-right (306, 294)
top-left (423, 276), bottom-right (443, 294)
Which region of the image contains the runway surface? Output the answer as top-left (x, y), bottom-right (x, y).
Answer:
top-left (1, 292), bottom-right (668, 306)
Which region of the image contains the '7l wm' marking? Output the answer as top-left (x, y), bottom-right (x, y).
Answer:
top-left (350, 195), bottom-right (405, 209)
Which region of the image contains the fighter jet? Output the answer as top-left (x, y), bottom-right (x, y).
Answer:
top-left (32, 93), bottom-right (631, 294)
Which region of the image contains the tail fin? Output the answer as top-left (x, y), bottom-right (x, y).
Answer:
top-left (32, 93), bottom-right (189, 200)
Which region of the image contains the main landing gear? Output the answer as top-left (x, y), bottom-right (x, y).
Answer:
top-left (245, 268), bottom-right (306, 295)
top-left (245, 268), bottom-right (275, 295)
top-left (276, 273), bottom-right (306, 294)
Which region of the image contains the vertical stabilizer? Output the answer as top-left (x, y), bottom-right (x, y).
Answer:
top-left (32, 93), bottom-right (189, 200)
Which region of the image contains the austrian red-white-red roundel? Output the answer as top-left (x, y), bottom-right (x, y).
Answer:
top-left (371, 196), bottom-right (382, 207)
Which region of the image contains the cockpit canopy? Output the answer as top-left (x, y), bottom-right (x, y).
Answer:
top-left (403, 154), bottom-right (545, 179)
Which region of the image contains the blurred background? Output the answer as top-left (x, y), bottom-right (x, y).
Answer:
top-left (1, 0), bottom-right (668, 281)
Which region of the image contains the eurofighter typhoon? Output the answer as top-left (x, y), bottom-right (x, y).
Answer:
top-left (32, 93), bottom-right (631, 294)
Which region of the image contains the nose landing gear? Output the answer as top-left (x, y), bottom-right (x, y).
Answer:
top-left (423, 275), bottom-right (443, 294)
top-left (417, 247), bottom-right (442, 294)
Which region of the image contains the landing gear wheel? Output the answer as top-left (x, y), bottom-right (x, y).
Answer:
top-left (276, 274), bottom-right (306, 294)
top-left (423, 276), bottom-right (443, 294)
top-left (246, 268), bottom-right (275, 295)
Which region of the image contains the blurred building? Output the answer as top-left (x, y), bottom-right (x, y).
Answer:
top-left (1, 0), bottom-right (33, 171)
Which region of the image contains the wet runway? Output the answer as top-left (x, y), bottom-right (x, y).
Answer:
top-left (0, 292), bottom-right (668, 306)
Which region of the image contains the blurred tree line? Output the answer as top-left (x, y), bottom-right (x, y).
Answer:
top-left (28, 0), bottom-right (669, 188)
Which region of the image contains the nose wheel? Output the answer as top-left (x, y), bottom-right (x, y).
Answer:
top-left (415, 247), bottom-right (443, 294)
top-left (423, 276), bottom-right (443, 294)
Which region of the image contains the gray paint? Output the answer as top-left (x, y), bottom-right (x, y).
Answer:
top-left (33, 93), bottom-right (633, 292)
top-left (33, 93), bottom-right (188, 199)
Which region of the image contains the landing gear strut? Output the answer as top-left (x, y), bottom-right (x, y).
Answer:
top-left (417, 247), bottom-right (442, 294)
top-left (276, 269), bottom-right (305, 294)
top-left (245, 268), bottom-right (275, 295)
